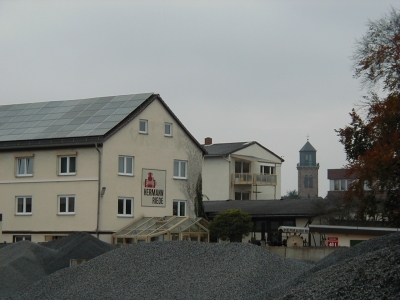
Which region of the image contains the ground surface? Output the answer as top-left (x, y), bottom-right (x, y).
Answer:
top-left (2, 232), bottom-right (399, 299)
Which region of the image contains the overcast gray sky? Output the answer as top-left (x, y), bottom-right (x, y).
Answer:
top-left (1, 0), bottom-right (398, 197)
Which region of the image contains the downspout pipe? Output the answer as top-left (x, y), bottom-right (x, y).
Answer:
top-left (95, 143), bottom-right (102, 239)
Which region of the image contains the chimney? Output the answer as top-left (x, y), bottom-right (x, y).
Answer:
top-left (205, 137), bottom-right (212, 145)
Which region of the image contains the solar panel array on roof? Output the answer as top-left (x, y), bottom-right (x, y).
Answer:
top-left (0, 93), bottom-right (153, 142)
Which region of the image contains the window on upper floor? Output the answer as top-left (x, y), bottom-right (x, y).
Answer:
top-left (174, 160), bottom-right (187, 179)
top-left (16, 157), bottom-right (33, 177)
top-left (58, 195), bottom-right (75, 215)
top-left (333, 179), bottom-right (347, 191)
top-left (235, 191), bottom-right (250, 200)
top-left (260, 165), bottom-right (275, 174)
top-left (59, 156), bottom-right (76, 175)
top-left (118, 197), bottom-right (133, 217)
top-left (118, 156), bottom-right (134, 176)
top-left (173, 200), bottom-right (186, 216)
top-left (139, 119), bottom-right (148, 134)
top-left (235, 161), bottom-right (250, 173)
top-left (16, 196), bottom-right (32, 215)
top-left (165, 122), bottom-right (173, 137)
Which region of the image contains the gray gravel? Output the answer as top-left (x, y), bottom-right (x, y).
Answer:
top-left (41, 232), bottom-right (116, 274)
top-left (268, 232), bottom-right (400, 299)
top-left (4, 232), bottom-right (400, 299)
top-left (0, 241), bottom-right (56, 298)
top-left (0, 232), bottom-right (116, 299)
top-left (8, 241), bottom-right (312, 300)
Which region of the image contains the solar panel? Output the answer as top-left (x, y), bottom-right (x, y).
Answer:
top-left (25, 127), bottom-right (46, 134)
top-left (94, 121), bottom-right (119, 129)
top-left (111, 95), bottom-right (134, 102)
top-left (41, 113), bottom-right (66, 121)
top-left (10, 128), bottom-right (27, 135)
top-left (27, 102), bottom-right (47, 109)
top-left (51, 118), bottom-right (72, 126)
top-left (51, 106), bottom-right (73, 114)
top-left (104, 114), bottom-right (126, 122)
top-left (104, 102), bottom-right (125, 110)
top-left (3, 110), bottom-right (20, 117)
top-left (91, 108), bottom-right (118, 116)
top-left (76, 123), bottom-right (99, 131)
top-left (0, 93), bottom-right (153, 142)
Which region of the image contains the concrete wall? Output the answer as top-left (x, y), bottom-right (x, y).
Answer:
top-left (264, 246), bottom-right (342, 262)
top-left (202, 157), bottom-right (230, 200)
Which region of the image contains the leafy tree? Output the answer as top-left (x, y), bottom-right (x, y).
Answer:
top-left (336, 8), bottom-right (400, 226)
top-left (208, 209), bottom-right (253, 242)
top-left (194, 173), bottom-right (205, 218)
top-left (283, 189), bottom-right (300, 199)
top-left (352, 7), bottom-right (400, 92)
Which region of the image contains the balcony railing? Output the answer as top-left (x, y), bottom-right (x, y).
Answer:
top-left (232, 173), bottom-right (277, 185)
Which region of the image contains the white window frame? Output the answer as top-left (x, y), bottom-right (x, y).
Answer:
top-left (118, 156), bottom-right (134, 176)
top-left (173, 160), bottom-right (187, 179)
top-left (118, 197), bottom-right (133, 217)
top-left (139, 119), bottom-right (148, 134)
top-left (58, 156), bottom-right (76, 175)
top-left (164, 122), bottom-right (173, 137)
top-left (173, 200), bottom-right (186, 216)
top-left (16, 157), bottom-right (33, 177)
top-left (260, 165), bottom-right (274, 174)
top-left (58, 195), bottom-right (75, 215)
top-left (15, 196), bottom-right (32, 215)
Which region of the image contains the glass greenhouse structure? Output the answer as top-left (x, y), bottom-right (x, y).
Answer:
top-left (112, 216), bottom-right (209, 244)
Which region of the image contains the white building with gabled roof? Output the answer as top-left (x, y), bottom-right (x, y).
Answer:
top-left (202, 137), bottom-right (284, 201)
top-left (0, 93), bottom-right (206, 243)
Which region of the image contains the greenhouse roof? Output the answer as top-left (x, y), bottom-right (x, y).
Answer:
top-left (113, 216), bottom-right (209, 239)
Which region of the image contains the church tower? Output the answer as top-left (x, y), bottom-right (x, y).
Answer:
top-left (297, 139), bottom-right (319, 198)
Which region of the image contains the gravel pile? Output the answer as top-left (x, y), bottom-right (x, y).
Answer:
top-left (0, 232), bottom-right (116, 298)
top-left (41, 232), bottom-right (116, 274)
top-left (9, 242), bottom-right (312, 300)
top-left (268, 232), bottom-right (400, 299)
top-left (0, 241), bottom-right (56, 298)
top-left (4, 232), bottom-right (400, 299)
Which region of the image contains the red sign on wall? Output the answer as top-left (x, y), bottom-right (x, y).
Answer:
top-left (328, 237), bottom-right (338, 247)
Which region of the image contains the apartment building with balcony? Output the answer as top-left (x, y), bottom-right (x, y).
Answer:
top-left (0, 93), bottom-right (206, 244)
top-left (202, 138), bottom-right (284, 200)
